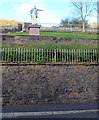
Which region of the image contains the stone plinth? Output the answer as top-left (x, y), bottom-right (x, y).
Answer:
top-left (29, 25), bottom-right (41, 35)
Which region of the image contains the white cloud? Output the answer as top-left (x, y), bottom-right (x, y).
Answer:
top-left (87, 17), bottom-right (97, 24)
top-left (14, 3), bottom-right (32, 14)
top-left (1, 0), bottom-right (27, 3)
top-left (13, 1), bottom-right (47, 13)
top-left (37, 9), bottom-right (61, 24)
top-left (28, 0), bottom-right (97, 2)
top-left (31, 0), bottom-right (97, 2)
top-left (1, 0), bottom-right (97, 3)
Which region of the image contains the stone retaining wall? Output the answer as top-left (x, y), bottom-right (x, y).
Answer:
top-left (2, 64), bottom-right (98, 106)
top-left (1, 35), bottom-right (98, 44)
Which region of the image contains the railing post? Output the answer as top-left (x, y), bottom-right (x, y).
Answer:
top-left (54, 49), bottom-right (56, 63)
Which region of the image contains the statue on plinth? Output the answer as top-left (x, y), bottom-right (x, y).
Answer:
top-left (30, 5), bottom-right (43, 25)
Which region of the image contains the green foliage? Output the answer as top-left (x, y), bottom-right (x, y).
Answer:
top-left (3, 41), bottom-right (98, 50)
top-left (51, 58), bottom-right (56, 63)
top-left (36, 60), bottom-right (46, 64)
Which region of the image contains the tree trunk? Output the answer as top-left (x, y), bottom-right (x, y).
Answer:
top-left (82, 21), bottom-right (85, 33)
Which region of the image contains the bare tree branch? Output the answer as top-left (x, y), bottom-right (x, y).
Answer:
top-left (71, 0), bottom-right (95, 32)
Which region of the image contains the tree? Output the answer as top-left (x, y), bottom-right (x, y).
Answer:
top-left (60, 18), bottom-right (69, 27)
top-left (60, 17), bottom-right (88, 28)
top-left (70, 18), bottom-right (81, 24)
top-left (94, 1), bottom-right (99, 12)
top-left (70, 18), bottom-right (88, 28)
top-left (71, 0), bottom-right (94, 32)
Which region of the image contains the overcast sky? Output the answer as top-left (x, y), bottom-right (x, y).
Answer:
top-left (0, 0), bottom-right (97, 26)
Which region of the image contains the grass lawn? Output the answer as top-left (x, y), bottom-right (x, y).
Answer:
top-left (41, 32), bottom-right (99, 39)
top-left (1, 31), bottom-right (99, 39)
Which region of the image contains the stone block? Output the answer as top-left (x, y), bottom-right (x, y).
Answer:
top-left (29, 25), bottom-right (41, 35)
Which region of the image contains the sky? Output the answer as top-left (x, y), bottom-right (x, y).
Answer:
top-left (0, 0), bottom-right (97, 26)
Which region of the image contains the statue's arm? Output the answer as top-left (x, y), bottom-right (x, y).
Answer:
top-left (37, 9), bottom-right (43, 11)
top-left (30, 8), bottom-right (34, 14)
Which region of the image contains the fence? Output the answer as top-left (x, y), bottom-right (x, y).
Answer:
top-left (40, 27), bottom-right (98, 34)
top-left (1, 48), bottom-right (99, 64)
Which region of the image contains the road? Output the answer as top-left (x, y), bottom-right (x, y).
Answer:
top-left (1, 103), bottom-right (99, 119)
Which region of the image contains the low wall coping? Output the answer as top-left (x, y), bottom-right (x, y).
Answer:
top-left (1, 63), bottom-right (98, 66)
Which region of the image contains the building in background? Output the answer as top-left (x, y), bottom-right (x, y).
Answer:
top-left (89, 22), bottom-right (99, 29)
top-left (0, 19), bottom-right (24, 33)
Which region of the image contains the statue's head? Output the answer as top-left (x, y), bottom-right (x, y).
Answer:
top-left (33, 5), bottom-right (36, 8)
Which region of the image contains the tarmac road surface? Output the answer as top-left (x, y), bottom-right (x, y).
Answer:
top-left (1, 103), bottom-right (99, 119)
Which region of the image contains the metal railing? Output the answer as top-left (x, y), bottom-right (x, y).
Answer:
top-left (1, 48), bottom-right (99, 64)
